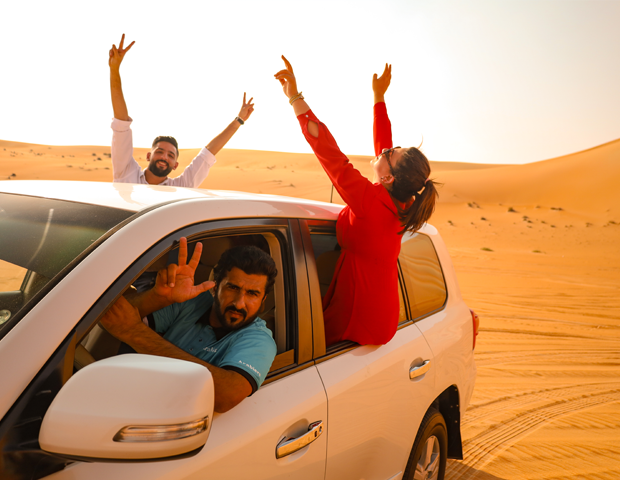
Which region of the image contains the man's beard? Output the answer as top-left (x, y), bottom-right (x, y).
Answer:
top-left (212, 294), bottom-right (259, 334)
top-left (147, 159), bottom-right (173, 178)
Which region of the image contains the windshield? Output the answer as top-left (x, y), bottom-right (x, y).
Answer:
top-left (0, 193), bottom-right (134, 337)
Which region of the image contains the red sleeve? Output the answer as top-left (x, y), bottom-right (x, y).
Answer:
top-left (373, 102), bottom-right (393, 156)
top-left (297, 110), bottom-right (375, 216)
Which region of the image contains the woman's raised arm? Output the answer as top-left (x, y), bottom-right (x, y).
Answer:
top-left (274, 56), bottom-right (318, 137)
top-left (274, 57), bottom-right (374, 215)
top-left (372, 63), bottom-right (393, 156)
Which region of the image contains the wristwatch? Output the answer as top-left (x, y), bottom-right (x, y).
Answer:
top-left (235, 116), bottom-right (245, 125)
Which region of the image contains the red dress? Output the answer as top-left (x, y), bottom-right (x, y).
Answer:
top-left (297, 103), bottom-right (401, 346)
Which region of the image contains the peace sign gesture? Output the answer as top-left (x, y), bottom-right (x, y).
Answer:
top-left (153, 237), bottom-right (215, 304)
top-left (238, 92), bottom-right (255, 122)
top-left (109, 33), bottom-right (135, 70)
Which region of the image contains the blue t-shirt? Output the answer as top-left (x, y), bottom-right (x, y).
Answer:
top-left (152, 291), bottom-right (277, 391)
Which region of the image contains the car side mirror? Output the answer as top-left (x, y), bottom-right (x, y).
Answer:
top-left (39, 354), bottom-right (214, 460)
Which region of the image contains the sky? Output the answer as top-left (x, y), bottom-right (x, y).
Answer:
top-left (1, 0), bottom-right (619, 165)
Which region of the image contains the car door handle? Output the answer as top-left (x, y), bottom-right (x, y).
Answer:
top-left (276, 421), bottom-right (324, 459)
top-left (409, 360), bottom-right (431, 379)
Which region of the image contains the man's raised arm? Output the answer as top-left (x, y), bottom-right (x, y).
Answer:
top-left (205, 93), bottom-right (255, 156)
top-left (109, 34), bottom-right (134, 121)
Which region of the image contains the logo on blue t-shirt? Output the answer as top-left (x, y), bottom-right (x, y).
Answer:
top-left (239, 360), bottom-right (261, 378)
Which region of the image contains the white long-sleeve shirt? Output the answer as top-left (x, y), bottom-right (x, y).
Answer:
top-left (111, 118), bottom-right (216, 187)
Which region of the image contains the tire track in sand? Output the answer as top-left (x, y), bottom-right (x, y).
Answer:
top-left (474, 349), bottom-right (620, 368)
top-left (462, 382), bottom-right (620, 426)
top-left (446, 385), bottom-right (620, 479)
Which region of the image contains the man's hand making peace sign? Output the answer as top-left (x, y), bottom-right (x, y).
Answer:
top-left (153, 237), bottom-right (215, 305)
top-left (109, 33), bottom-right (135, 71)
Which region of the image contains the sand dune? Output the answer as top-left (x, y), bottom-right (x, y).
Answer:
top-left (2, 137), bottom-right (620, 479)
top-left (436, 138), bottom-right (620, 215)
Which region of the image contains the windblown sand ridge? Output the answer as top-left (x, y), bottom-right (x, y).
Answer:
top-left (2, 137), bottom-right (620, 479)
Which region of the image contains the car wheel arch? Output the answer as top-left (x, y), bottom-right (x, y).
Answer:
top-left (431, 384), bottom-right (463, 460)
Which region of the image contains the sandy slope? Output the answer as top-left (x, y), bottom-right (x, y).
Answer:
top-left (437, 139), bottom-right (620, 215)
top-left (2, 138), bottom-right (620, 479)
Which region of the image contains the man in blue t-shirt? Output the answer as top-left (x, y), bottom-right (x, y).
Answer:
top-left (101, 238), bottom-right (278, 413)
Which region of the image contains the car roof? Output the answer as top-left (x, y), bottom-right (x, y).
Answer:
top-left (0, 180), bottom-right (344, 215)
top-left (0, 180), bottom-right (440, 236)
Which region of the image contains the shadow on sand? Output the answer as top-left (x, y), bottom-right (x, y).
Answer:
top-left (445, 460), bottom-right (508, 480)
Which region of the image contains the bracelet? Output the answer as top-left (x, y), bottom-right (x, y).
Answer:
top-left (289, 91), bottom-right (304, 105)
top-left (235, 116), bottom-right (244, 125)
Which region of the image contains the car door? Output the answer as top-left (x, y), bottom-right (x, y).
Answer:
top-left (2, 212), bottom-right (328, 480)
top-left (166, 219), bottom-right (328, 480)
top-left (301, 220), bottom-right (437, 480)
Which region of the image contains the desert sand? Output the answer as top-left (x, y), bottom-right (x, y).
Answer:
top-left (2, 137), bottom-right (620, 479)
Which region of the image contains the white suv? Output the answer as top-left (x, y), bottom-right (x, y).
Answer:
top-left (0, 180), bottom-right (477, 480)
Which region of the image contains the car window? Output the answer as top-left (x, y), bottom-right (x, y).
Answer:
top-left (79, 224), bottom-right (298, 376)
top-left (0, 260), bottom-right (27, 292)
top-left (306, 226), bottom-right (444, 340)
top-left (183, 233), bottom-right (288, 354)
top-left (0, 194), bottom-right (133, 337)
top-left (306, 224), bottom-right (361, 356)
top-left (398, 233), bottom-right (447, 320)
top-left (309, 231), bottom-right (340, 299)
top-left (307, 229), bottom-right (415, 336)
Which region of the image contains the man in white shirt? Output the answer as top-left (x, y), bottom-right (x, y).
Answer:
top-left (109, 34), bottom-right (254, 187)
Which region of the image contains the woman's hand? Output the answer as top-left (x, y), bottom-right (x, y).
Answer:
top-left (274, 56), bottom-right (299, 99)
top-left (275, 56), bottom-right (311, 119)
top-left (372, 63), bottom-right (391, 104)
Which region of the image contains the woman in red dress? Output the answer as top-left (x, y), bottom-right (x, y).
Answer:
top-left (275, 59), bottom-right (438, 346)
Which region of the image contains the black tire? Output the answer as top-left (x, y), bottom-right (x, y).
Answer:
top-left (403, 408), bottom-right (448, 480)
